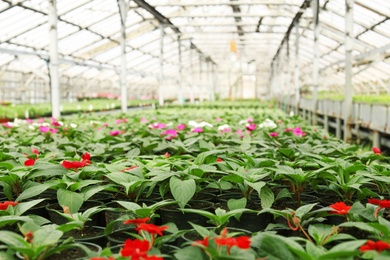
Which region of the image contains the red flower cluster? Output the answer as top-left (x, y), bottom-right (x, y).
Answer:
top-left (329, 202), bottom-right (351, 215)
top-left (123, 217), bottom-right (150, 226)
top-left (135, 223), bottom-right (168, 236)
top-left (368, 198), bottom-right (390, 218)
top-left (360, 240), bottom-right (390, 252)
top-left (372, 147), bottom-right (382, 155)
top-left (192, 228), bottom-right (251, 255)
top-left (0, 201), bottom-right (18, 210)
top-left (368, 198), bottom-right (390, 209)
top-left (61, 153), bottom-right (91, 169)
top-left (121, 239), bottom-right (163, 260)
top-left (24, 148), bottom-right (39, 166)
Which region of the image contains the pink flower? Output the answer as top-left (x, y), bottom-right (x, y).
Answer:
top-left (110, 130), bottom-right (121, 136)
top-left (269, 132), bottom-right (278, 137)
top-left (140, 118), bottom-right (148, 123)
top-left (285, 128), bottom-right (293, 132)
top-left (177, 124), bottom-right (186, 130)
top-left (215, 118), bottom-right (222, 122)
top-left (38, 118), bottom-right (45, 123)
top-left (103, 123), bottom-right (108, 127)
top-left (292, 127), bottom-right (306, 136)
top-left (115, 119), bottom-right (122, 124)
top-left (247, 118), bottom-right (254, 123)
top-left (50, 128), bottom-right (58, 133)
top-left (372, 147), bottom-right (382, 155)
top-left (246, 124), bottom-right (256, 132)
top-left (51, 117), bottom-right (61, 126)
top-left (26, 119), bottom-right (33, 124)
top-left (162, 129), bottom-right (178, 140)
top-left (192, 127), bottom-right (204, 133)
top-left (39, 126), bottom-right (49, 133)
top-left (149, 122), bottom-right (166, 129)
top-left (1, 122), bottom-right (12, 128)
top-left (236, 129), bottom-right (244, 138)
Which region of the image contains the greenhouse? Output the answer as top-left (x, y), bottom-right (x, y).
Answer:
top-left (0, 0), bottom-right (390, 259)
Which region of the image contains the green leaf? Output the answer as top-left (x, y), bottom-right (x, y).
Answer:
top-left (16, 182), bottom-right (55, 202)
top-left (194, 150), bottom-right (222, 165)
top-left (275, 188), bottom-right (292, 201)
top-left (29, 164), bottom-right (68, 179)
top-left (295, 203), bottom-right (318, 219)
top-left (14, 199), bottom-right (45, 216)
top-left (260, 186), bottom-right (274, 208)
top-left (33, 228), bottom-right (63, 247)
top-left (174, 246), bottom-right (208, 260)
top-left (227, 198), bottom-right (247, 211)
top-left (57, 189), bottom-right (84, 213)
top-left (0, 231), bottom-right (29, 248)
top-left (253, 234), bottom-right (300, 260)
top-left (126, 148), bottom-right (140, 157)
top-left (170, 176), bottom-right (196, 208)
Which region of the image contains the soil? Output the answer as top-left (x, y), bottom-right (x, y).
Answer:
top-left (45, 243), bottom-right (100, 260)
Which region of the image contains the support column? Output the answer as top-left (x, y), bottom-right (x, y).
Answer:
top-left (344, 0), bottom-right (354, 142)
top-left (312, 0), bottom-right (320, 125)
top-left (212, 64), bottom-right (217, 101)
top-left (294, 19), bottom-right (300, 115)
top-left (177, 35), bottom-right (183, 104)
top-left (189, 46), bottom-right (195, 104)
top-left (206, 60), bottom-right (212, 101)
top-left (159, 23), bottom-right (165, 106)
top-left (49, 0), bottom-right (60, 118)
top-left (118, 0), bottom-right (128, 112)
top-left (199, 56), bottom-right (203, 102)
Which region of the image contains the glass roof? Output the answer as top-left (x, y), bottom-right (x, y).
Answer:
top-left (0, 0), bottom-right (389, 99)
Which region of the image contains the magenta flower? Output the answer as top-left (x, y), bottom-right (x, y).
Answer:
top-left (103, 123), bottom-right (108, 127)
top-left (26, 119), bottom-right (33, 124)
top-left (177, 124), bottom-right (186, 130)
top-left (39, 126), bottom-right (49, 133)
top-left (50, 128), bottom-right (58, 133)
top-left (192, 127), bottom-right (204, 133)
top-left (115, 119), bottom-right (122, 124)
top-left (1, 122), bottom-right (12, 128)
top-left (246, 124), bottom-right (256, 132)
top-left (292, 127), bottom-right (306, 137)
top-left (247, 118), bottom-right (254, 123)
top-left (110, 130), bottom-right (121, 136)
top-left (51, 117), bottom-right (61, 126)
top-left (38, 118), bottom-right (45, 123)
top-left (149, 122), bottom-right (166, 129)
top-left (236, 129), bottom-right (244, 138)
top-left (140, 118), bottom-right (148, 123)
top-left (162, 129), bottom-right (178, 140)
top-left (269, 132), bottom-right (278, 137)
top-left (285, 127), bottom-right (293, 132)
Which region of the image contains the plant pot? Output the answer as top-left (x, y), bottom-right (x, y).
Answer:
top-left (46, 200), bottom-right (103, 226)
top-left (159, 200), bottom-right (214, 230)
top-left (104, 201), bottom-right (137, 232)
top-left (63, 226), bottom-right (107, 248)
top-left (16, 242), bottom-right (102, 260)
top-left (107, 228), bottom-right (138, 247)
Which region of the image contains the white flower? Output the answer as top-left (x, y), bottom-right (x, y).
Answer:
top-left (70, 123), bottom-right (77, 128)
top-left (239, 120), bottom-right (247, 125)
top-left (188, 120), bottom-right (213, 128)
top-left (259, 119), bottom-right (277, 129)
top-left (218, 124), bottom-right (230, 131)
top-left (28, 125), bottom-right (35, 130)
top-left (289, 111), bottom-right (294, 117)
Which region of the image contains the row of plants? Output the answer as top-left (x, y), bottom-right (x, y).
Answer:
top-left (301, 92), bottom-right (390, 105)
top-left (0, 99), bottom-right (156, 121)
top-left (0, 102), bottom-right (389, 259)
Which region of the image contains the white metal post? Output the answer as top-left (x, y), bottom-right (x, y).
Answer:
top-left (159, 23), bottom-right (165, 106)
top-left (212, 64), bottom-right (217, 101)
top-left (199, 56), bottom-right (203, 102)
top-left (177, 35), bottom-right (183, 104)
top-left (118, 0), bottom-right (128, 112)
top-left (294, 19), bottom-right (300, 114)
top-left (189, 46), bottom-right (195, 103)
top-left (312, 0), bottom-right (320, 125)
top-left (344, 0), bottom-right (354, 142)
top-left (49, 0), bottom-right (60, 119)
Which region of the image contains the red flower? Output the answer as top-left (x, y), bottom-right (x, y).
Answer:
top-left (82, 153), bottom-right (91, 161)
top-left (61, 160), bottom-right (89, 169)
top-left (144, 256), bottom-right (163, 260)
top-left (124, 217), bottom-right (150, 226)
top-left (61, 153), bottom-right (91, 169)
top-left (329, 202), bottom-right (351, 215)
top-left (135, 223), bottom-right (168, 236)
top-left (192, 236), bottom-right (209, 247)
top-left (234, 236), bottom-right (251, 249)
top-left (164, 152), bottom-right (170, 158)
top-left (121, 239), bottom-right (149, 258)
top-left (24, 158), bottom-right (36, 166)
top-left (0, 201), bottom-right (18, 210)
top-left (360, 240), bottom-right (390, 252)
top-left (216, 158), bottom-right (223, 162)
top-left (368, 198), bottom-right (390, 208)
top-left (31, 148), bottom-right (39, 155)
top-left (120, 166), bottom-right (138, 172)
top-left (372, 147), bottom-right (382, 155)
